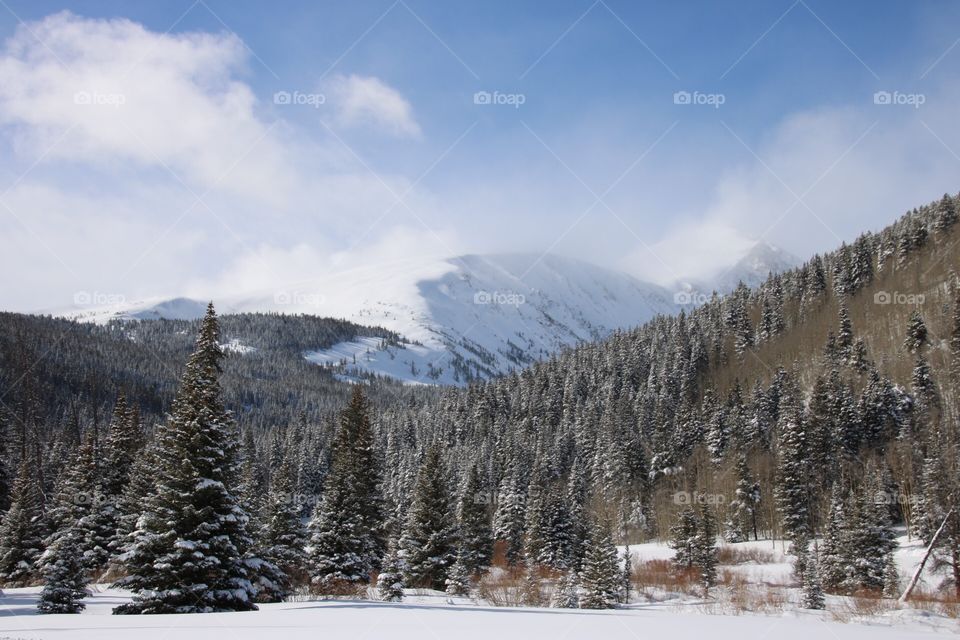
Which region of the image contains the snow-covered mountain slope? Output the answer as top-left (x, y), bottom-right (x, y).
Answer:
top-left (675, 242), bottom-right (802, 299)
top-left (58, 253), bottom-right (677, 385)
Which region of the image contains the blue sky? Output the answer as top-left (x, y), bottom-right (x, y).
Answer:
top-left (0, 1), bottom-right (959, 310)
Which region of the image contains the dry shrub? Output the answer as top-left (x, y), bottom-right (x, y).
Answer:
top-left (633, 559), bottom-right (700, 597)
top-left (477, 566), bottom-right (526, 607)
top-left (829, 589), bottom-right (895, 621)
top-left (717, 546), bottom-right (778, 565)
top-left (901, 586), bottom-right (960, 618)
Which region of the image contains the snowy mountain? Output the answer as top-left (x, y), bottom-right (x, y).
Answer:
top-left (58, 253), bottom-right (677, 385)
top-left (673, 242), bottom-right (802, 301)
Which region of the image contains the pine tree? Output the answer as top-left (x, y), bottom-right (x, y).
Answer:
top-left (578, 519), bottom-right (619, 609)
top-left (726, 453), bottom-right (759, 542)
top-left (0, 457), bottom-right (46, 586)
top-left (114, 304), bottom-right (259, 614)
top-left (802, 551), bottom-right (825, 610)
top-left (37, 529), bottom-right (88, 614)
top-left (551, 570), bottom-right (579, 608)
top-left (669, 507), bottom-right (699, 569)
top-left (445, 548), bottom-right (471, 596)
top-left (903, 310), bottom-right (928, 354)
top-left (307, 385), bottom-right (384, 593)
top-left (619, 546), bottom-right (633, 604)
top-left (377, 538), bottom-right (404, 602)
top-left (819, 484), bottom-right (848, 592)
top-left (774, 392), bottom-right (810, 543)
top-left (456, 465), bottom-right (492, 574)
top-left (882, 554), bottom-right (900, 598)
top-left (493, 471), bottom-right (526, 566)
top-left (694, 502), bottom-right (718, 595)
top-left (0, 416), bottom-right (10, 513)
top-left (257, 458), bottom-right (307, 599)
top-left (399, 446), bottom-right (455, 590)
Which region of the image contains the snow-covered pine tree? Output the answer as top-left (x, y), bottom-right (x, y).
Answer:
top-left (0, 416), bottom-right (10, 513)
top-left (903, 310), bottom-right (928, 354)
top-left (950, 288), bottom-right (960, 384)
top-left (307, 385), bottom-right (384, 594)
top-left (493, 470), bottom-right (526, 566)
top-left (377, 538), bottom-right (405, 602)
top-left (551, 570), bottom-right (579, 608)
top-left (445, 548), bottom-right (471, 596)
top-left (456, 465), bottom-right (493, 574)
top-left (37, 528), bottom-right (88, 614)
top-left (802, 550), bottom-right (825, 610)
top-left (619, 546), bottom-right (632, 604)
top-left (774, 383), bottom-right (810, 543)
top-left (114, 303), bottom-right (259, 614)
top-left (256, 457), bottom-right (307, 600)
top-left (399, 446), bottom-right (455, 590)
top-left (669, 507), bottom-right (699, 570)
top-left (694, 502), bottom-right (718, 595)
top-left (578, 519), bottom-right (619, 609)
top-left (725, 453), bottom-right (759, 542)
top-left (0, 456), bottom-right (46, 586)
top-left (882, 554), bottom-right (900, 598)
top-left (819, 484), bottom-right (848, 592)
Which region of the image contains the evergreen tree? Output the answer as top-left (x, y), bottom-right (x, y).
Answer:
top-left (578, 519), bottom-right (619, 609)
top-left (669, 507), bottom-right (699, 569)
top-left (37, 529), bottom-right (88, 614)
top-left (377, 538), bottom-right (405, 602)
top-left (445, 548), bottom-right (471, 596)
top-left (399, 446), bottom-right (455, 590)
top-left (307, 385), bottom-right (384, 593)
top-left (819, 485), bottom-right (848, 592)
top-left (726, 453), bottom-right (759, 542)
top-left (802, 551), bottom-right (825, 610)
top-left (882, 554), bottom-right (900, 599)
top-left (903, 310), bottom-right (928, 354)
top-left (694, 503), bottom-right (718, 595)
top-left (114, 304), bottom-right (259, 614)
top-left (456, 465), bottom-right (493, 574)
top-left (774, 392), bottom-right (810, 543)
top-left (257, 458), bottom-right (307, 599)
top-left (551, 570), bottom-right (579, 608)
top-left (493, 471), bottom-right (526, 565)
top-left (619, 546), bottom-right (633, 604)
top-left (0, 457), bottom-right (45, 586)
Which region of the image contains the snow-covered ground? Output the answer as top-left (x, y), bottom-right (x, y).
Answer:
top-left (1, 535), bottom-right (955, 639)
top-left (0, 585), bottom-right (949, 640)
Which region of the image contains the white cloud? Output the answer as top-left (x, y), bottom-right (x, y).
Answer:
top-left (326, 74), bottom-right (421, 138)
top-left (626, 83), bottom-right (960, 287)
top-left (0, 11), bottom-right (292, 202)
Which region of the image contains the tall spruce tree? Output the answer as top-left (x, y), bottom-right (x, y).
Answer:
top-left (37, 528), bottom-right (88, 614)
top-left (257, 458), bottom-right (307, 600)
top-left (114, 304), bottom-right (260, 614)
top-left (0, 457), bottom-right (46, 586)
top-left (456, 465), bottom-right (493, 574)
top-left (307, 385), bottom-right (384, 593)
top-left (578, 519), bottom-right (619, 609)
top-left (399, 446), bottom-right (455, 590)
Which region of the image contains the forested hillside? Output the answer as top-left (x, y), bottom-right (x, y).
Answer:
top-left (0, 192), bottom-right (958, 614)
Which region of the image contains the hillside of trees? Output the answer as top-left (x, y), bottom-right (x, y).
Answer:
top-left (0, 191), bottom-right (958, 613)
